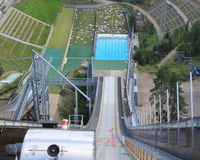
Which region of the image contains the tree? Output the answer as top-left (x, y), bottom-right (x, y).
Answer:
top-left (189, 21), bottom-right (200, 56)
top-left (58, 70), bottom-right (89, 124)
top-left (0, 62), bottom-right (4, 76)
top-left (150, 64), bottom-right (187, 121)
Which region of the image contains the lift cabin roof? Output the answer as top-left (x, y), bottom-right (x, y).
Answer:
top-left (20, 129), bottom-right (94, 160)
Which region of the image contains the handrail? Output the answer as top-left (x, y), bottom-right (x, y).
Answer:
top-left (131, 116), bottom-right (200, 130)
top-left (0, 119), bottom-right (42, 128)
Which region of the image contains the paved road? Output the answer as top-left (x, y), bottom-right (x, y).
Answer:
top-left (96, 76), bottom-right (135, 160)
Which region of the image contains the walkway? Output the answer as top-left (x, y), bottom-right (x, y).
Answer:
top-left (96, 76), bottom-right (135, 160)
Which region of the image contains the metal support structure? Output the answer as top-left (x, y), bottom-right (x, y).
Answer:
top-left (153, 96), bottom-right (156, 125)
top-left (30, 80), bottom-right (40, 120)
top-left (159, 94), bottom-right (162, 143)
top-left (32, 53), bottom-right (40, 120)
top-left (32, 50), bottom-right (92, 116)
top-left (139, 108), bottom-right (142, 126)
top-left (159, 95), bottom-right (162, 124)
top-left (160, 0), bottom-right (167, 32)
top-left (176, 82), bottom-right (180, 146)
top-left (89, 100), bottom-right (92, 116)
top-left (153, 96), bottom-right (157, 141)
top-left (74, 89), bottom-right (78, 125)
top-left (167, 89), bottom-right (170, 144)
top-left (41, 59), bottom-right (48, 120)
top-left (150, 104), bottom-right (152, 126)
top-left (190, 72), bottom-right (195, 149)
top-left (145, 104), bottom-right (148, 126)
top-left (141, 107), bottom-right (143, 126)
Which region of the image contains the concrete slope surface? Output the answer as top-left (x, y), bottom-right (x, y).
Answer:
top-left (96, 76), bottom-right (135, 160)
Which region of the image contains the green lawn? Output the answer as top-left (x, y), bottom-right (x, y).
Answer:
top-left (48, 8), bottom-right (74, 49)
top-left (70, 9), bottom-right (96, 45)
top-left (45, 48), bottom-right (65, 70)
top-left (62, 59), bottom-right (83, 73)
top-left (62, 0), bottom-right (98, 5)
top-left (31, 25), bottom-right (51, 46)
top-left (0, 35), bottom-right (41, 57)
top-left (0, 58), bottom-right (33, 73)
top-left (96, 4), bottom-right (128, 34)
top-left (93, 60), bottom-right (128, 70)
top-left (0, 34), bottom-right (41, 72)
top-left (14, 0), bottom-right (62, 24)
top-left (67, 45), bottom-right (92, 58)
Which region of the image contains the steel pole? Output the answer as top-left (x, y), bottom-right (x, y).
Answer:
top-left (190, 72), bottom-right (194, 149)
top-left (159, 94), bottom-right (162, 143)
top-left (145, 104), bottom-right (148, 126)
top-left (177, 82), bottom-right (180, 146)
top-left (150, 104), bottom-right (152, 126)
top-left (140, 108), bottom-right (142, 126)
top-left (153, 96), bottom-right (157, 141)
top-left (142, 107), bottom-right (143, 127)
top-left (167, 89), bottom-right (170, 144)
top-left (32, 52), bottom-right (40, 120)
top-left (159, 95), bottom-right (162, 124)
top-left (153, 96), bottom-right (156, 125)
top-left (74, 89), bottom-right (78, 125)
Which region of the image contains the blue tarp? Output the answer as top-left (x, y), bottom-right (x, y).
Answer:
top-left (193, 66), bottom-right (200, 77)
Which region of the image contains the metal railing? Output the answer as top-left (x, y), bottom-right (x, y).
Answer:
top-left (0, 119), bottom-right (42, 128)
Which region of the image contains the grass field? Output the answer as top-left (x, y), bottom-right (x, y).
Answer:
top-left (93, 60), bottom-right (128, 70)
top-left (62, 0), bottom-right (98, 5)
top-left (0, 34), bottom-right (41, 72)
top-left (14, 0), bottom-right (62, 24)
top-left (67, 45), bottom-right (92, 58)
top-left (0, 35), bottom-right (41, 57)
top-left (63, 59), bottom-right (84, 73)
top-left (70, 9), bottom-right (96, 45)
top-left (0, 0), bottom-right (62, 73)
top-left (0, 8), bottom-right (51, 47)
top-left (0, 58), bottom-right (33, 73)
top-left (48, 8), bottom-right (74, 49)
top-left (46, 7), bottom-right (76, 79)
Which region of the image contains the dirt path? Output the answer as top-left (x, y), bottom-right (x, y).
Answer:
top-left (158, 47), bottom-right (177, 67)
top-left (49, 94), bottom-right (60, 121)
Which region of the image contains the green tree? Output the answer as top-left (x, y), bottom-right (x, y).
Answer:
top-left (0, 62), bottom-right (4, 76)
top-left (150, 64), bottom-right (187, 121)
top-left (189, 21), bottom-right (200, 56)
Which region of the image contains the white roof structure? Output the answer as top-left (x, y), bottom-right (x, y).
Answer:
top-left (20, 129), bottom-right (94, 160)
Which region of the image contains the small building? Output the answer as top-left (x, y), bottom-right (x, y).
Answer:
top-left (0, 72), bottom-right (22, 84)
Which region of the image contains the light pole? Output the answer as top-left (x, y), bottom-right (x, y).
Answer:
top-left (190, 72), bottom-right (194, 149)
top-left (176, 82), bottom-right (180, 146)
top-left (167, 89), bottom-right (170, 144)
